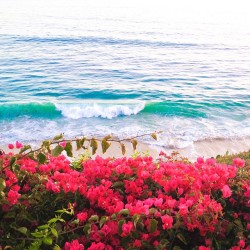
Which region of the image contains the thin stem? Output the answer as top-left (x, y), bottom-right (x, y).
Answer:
top-left (60, 225), bottom-right (85, 235)
top-left (21, 131), bottom-right (162, 157)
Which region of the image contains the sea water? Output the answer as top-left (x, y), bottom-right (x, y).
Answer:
top-left (0, 0), bottom-right (250, 150)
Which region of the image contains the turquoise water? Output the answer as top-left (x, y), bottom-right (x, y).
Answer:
top-left (0, 0), bottom-right (250, 148)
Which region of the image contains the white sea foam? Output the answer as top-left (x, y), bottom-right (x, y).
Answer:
top-left (55, 103), bottom-right (145, 119)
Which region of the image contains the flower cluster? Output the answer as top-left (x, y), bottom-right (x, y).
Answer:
top-left (0, 142), bottom-right (249, 249)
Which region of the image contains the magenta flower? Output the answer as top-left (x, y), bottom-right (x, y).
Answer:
top-left (6, 189), bottom-right (21, 205)
top-left (77, 212), bottom-right (88, 222)
top-left (233, 158), bottom-right (245, 168)
top-left (222, 185), bottom-right (232, 198)
top-left (64, 239), bottom-right (84, 250)
top-left (59, 141), bottom-right (67, 148)
top-left (121, 221), bottom-right (134, 237)
top-left (161, 214), bottom-right (173, 229)
top-left (15, 141), bottom-right (23, 149)
top-left (8, 144), bottom-right (14, 150)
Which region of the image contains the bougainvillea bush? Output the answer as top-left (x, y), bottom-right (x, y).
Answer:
top-left (0, 136), bottom-right (249, 250)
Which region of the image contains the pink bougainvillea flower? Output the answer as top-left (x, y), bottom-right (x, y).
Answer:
top-left (205, 158), bottom-right (216, 165)
top-left (2, 150), bottom-right (249, 249)
top-left (121, 221), bottom-right (134, 237)
top-left (6, 189), bottom-right (21, 205)
top-left (205, 238), bottom-right (212, 246)
top-left (133, 239), bottom-right (142, 247)
top-left (100, 224), bottom-right (111, 236)
top-left (238, 239), bottom-right (245, 248)
top-left (222, 185), bottom-right (232, 198)
top-left (153, 241), bottom-right (160, 247)
top-left (233, 158), bottom-right (245, 168)
top-left (64, 239), bottom-right (84, 250)
top-left (8, 144), bottom-right (14, 150)
top-left (88, 242), bottom-right (105, 250)
top-left (231, 247), bottom-right (240, 250)
top-left (161, 214), bottom-right (173, 230)
top-left (199, 246), bottom-right (211, 250)
top-left (244, 185), bottom-right (250, 198)
top-left (15, 141), bottom-right (23, 149)
top-left (154, 198), bottom-right (163, 207)
top-left (59, 141), bottom-right (67, 148)
top-left (197, 157), bottom-right (204, 164)
top-left (77, 212), bottom-right (88, 222)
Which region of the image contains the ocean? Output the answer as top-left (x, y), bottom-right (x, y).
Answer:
top-left (0, 0), bottom-right (250, 151)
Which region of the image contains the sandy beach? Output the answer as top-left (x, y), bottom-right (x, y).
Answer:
top-left (1, 136), bottom-right (250, 162)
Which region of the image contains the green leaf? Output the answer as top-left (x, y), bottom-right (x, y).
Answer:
top-left (118, 219), bottom-right (125, 235)
top-left (37, 225), bottom-right (49, 230)
top-left (111, 213), bottom-right (117, 220)
top-left (88, 215), bottom-right (99, 222)
top-left (53, 134), bottom-right (64, 141)
top-left (43, 237), bottom-right (53, 245)
top-left (51, 228), bottom-right (58, 238)
top-left (132, 214), bottom-right (141, 228)
top-left (151, 133), bottom-right (157, 140)
top-left (234, 219), bottom-right (244, 229)
top-left (149, 219), bottom-right (158, 233)
top-left (71, 219), bottom-right (80, 225)
top-left (29, 240), bottom-right (42, 250)
top-left (76, 139), bottom-right (83, 150)
top-left (17, 227), bottom-right (28, 235)
top-left (55, 209), bottom-right (66, 213)
top-left (99, 216), bottom-right (108, 228)
top-left (131, 139), bottom-right (137, 151)
top-left (120, 143), bottom-right (126, 155)
top-left (65, 142), bottom-right (73, 157)
top-left (19, 145), bottom-right (31, 154)
top-left (16, 240), bottom-right (26, 249)
top-left (226, 222), bottom-right (234, 234)
top-left (42, 140), bottom-right (50, 148)
top-left (177, 233), bottom-right (187, 245)
top-left (149, 208), bottom-right (156, 214)
top-left (37, 153), bottom-right (46, 164)
top-left (9, 157), bottom-right (16, 167)
top-left (111, 181), bottom-right (124, 188)
top-left (118, 209), bottom-right (130, 216)
top-left (51, 145), bottom-right (64, 157)
top-left (90, 138), bottom-right (98, 155)
top-left (101, 139), bottom-right (111, 154)
top-left (0, 177), bottom-right (6, 191)
top-left (3, 211), bottom-right (16, 219)
top-left (104, 135), bottom-right (112, 141)
top-left (14, 164), bottom-right (20, 171)
top-left (172, 219), bottom-right (182, 230)
top-left (159, 239), bottom-right (170, 248)
top-left (48, 218), bottom-right (58, 224)
top-left (77, 137), bottom-right (86, 150)
top-left (31, 232), bottom-right (44, 238)
top-left (83, 223), bottom-right (91, 235)
top-left (53, 245), bottom-right (61, 250)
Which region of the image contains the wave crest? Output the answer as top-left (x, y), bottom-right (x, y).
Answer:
top-left (55, 103), bottom-right (145, 119)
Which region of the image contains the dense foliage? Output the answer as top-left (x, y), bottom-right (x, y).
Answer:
top-left (0, 136), bottom-right (249, 250)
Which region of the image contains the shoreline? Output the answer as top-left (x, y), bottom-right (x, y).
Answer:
top-left (155, 137), bottom-right (250, 161)
top-left (1, 137), bottom-right (250, 162)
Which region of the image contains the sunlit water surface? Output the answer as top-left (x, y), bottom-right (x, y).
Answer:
top-left (0, 0), bottom-right (250, 149)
